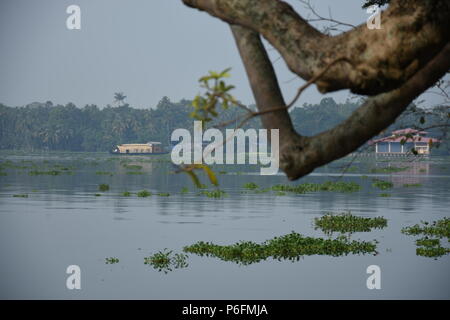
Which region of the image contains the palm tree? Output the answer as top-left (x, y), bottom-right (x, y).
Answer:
top-left (113, 92), bottom-right (127, 107)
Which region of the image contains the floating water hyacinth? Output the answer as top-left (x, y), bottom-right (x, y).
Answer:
top-left (402, 218), bottom-right (450, 258)
top-left (314, 212), bottom-right (387, 234)
top-left (137, 190), bottom-right (152, 197)
top-left (370, 166), bottom-right (409, 173)
top-left (402, 218), bottom-right (450, 239)
top-left (98, 184), bottom-right (109, 191)
top-left (271, 181), bottom-right (361, 194)
top-left (199, 189), bottom-right (227, 198)
top-left (243, 182), bottom-right (259, 190)
top-left (371, 179), bottom-right (393, 190)
top-left (105, 257), bottom-right (119, 264)
top-left (144, 249), bottom-right (188, 273)
top-left (184, 232), bottom-right (378, 266)
top-left (403, 183), bottom-right (422, 188)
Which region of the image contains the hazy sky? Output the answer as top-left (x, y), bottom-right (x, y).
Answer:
top-left (0, 0), bottom-right (443, 109)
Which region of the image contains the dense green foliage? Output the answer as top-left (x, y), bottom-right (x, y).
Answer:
top-left (289, 97), bottom-right (359, 136)
top-left (0, 97), bottom-right (447, 153)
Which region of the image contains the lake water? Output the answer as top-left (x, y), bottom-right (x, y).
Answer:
top-left (0, 151), bottom-right (449, 299)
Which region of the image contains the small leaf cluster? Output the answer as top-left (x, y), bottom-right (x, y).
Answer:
top-left (191, 68), bottom-right (236, 123)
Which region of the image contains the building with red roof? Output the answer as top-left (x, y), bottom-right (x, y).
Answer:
top-left (369, 128), bottom-right (440, 155)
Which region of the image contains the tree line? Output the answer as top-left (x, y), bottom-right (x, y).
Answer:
top-left (0, 96), bottom-right (448, 154)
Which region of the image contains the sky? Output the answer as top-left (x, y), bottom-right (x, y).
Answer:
top-left (0, 0), bottom-right (444, 109)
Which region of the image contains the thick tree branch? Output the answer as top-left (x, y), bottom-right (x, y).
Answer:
top-left (230, 25), bottom-right (296, 139)
top-left (183, 0), bottom-right (450, 95)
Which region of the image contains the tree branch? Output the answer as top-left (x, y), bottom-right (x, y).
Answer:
top-left (183, 0), bottom-right (450, 95)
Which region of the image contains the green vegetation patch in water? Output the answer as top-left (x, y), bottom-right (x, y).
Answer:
top-left (402, 218), bottom-right (450, 239)
top-left (98, 184), bottom-right (110, 191)
top-left (271, 181), bottom-right (361, 194)
top-left (370, 166), bottom-right (409, 173)
top-left (13, 194), bottom-right (28, 198)
top-left (243, 182), bottom-right (259, 190)
top-left (371, 179), bottom-right (393, 190)
top-left (105, 257), bottom-right (119, 264)
top-left (180, 187), bottom-right (189, 194)
top-left (199, 189), bottom-right (227, 198)
top-left (402, 218), bottom-right (450, 258)
top-left (403, 183), bottom-right (422, 188)
top-left (184, 232), bottom-right (378, 265)
top-left (137, 190), bottom-right (152, 197)
top-left (314, 212), bottom-right (387, 234)
top-left (122, 164), bottom-right (143, 170)
top-left (144, 249), bottom-right (188, 273)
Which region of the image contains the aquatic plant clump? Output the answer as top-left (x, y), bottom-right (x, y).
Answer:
top-left (122, 164), bottom-right (143, 170)
top-left (371, 179), bottom-right (393, 190)
top-left (402, 218), bottom-right (450, 258)
top-left (199, 189), bottom-right (227, 198)
top-left (29, 170), bottom-right (62, 176)
top-left (137, 190), bottom-right (152, 197)
top-left (271, 181), bottom-right (361, 194)
top-left (184, 232), bottom-right (378, 265)
top-left (105, 257), bottom-right (119, 264)
top-left (402, 218), bottom-right (450, 239)
top-left (181, 187), bottom-right (189, 194)
top-left (243, 182), bottom-right (259, 190)
top-left (314, 212), bottom-right (387, 234)
top-left (13, 194), bottom-right (28, 198)
top-left (144, 250), bottom-right (188, 273)
top-left (370, 166), bottom-right (409, 173)
top-left (98, 184), bottom-right (110, 191)
top-left (403, 183), bottom-right (422, 188)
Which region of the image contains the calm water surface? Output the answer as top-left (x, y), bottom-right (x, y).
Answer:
top-left (0, 151), bottom-right (449, 299)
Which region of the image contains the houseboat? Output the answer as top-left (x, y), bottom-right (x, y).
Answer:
top-left (110, 142), bottom-right (168, 155)
top-left (370, 128), bottom-right (440, 155)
